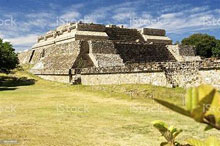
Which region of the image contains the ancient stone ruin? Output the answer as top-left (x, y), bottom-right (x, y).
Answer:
top-left (18, 22), bottom-right (220, 89)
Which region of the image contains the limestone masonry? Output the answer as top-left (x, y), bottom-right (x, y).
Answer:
top-left (18, 22), bottom-right (220, 89)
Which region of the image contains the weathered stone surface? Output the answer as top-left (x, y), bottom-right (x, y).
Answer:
top-left (31, 41), bottom-right (81, 71)
top-left (114, 43), bottom-right (176, 63)
top-left (142, 35), bottom-right (172, 45)
top-left (76, 23), bottom-right (106, 32)
top-left (140, 28), bottom-right (172, 45)
top-left (88, 40), bottom-right (116, 54)
top-left (80, 72), bottom-right (172, 86)
top-left (199, 70), bottom-right (220, 89)
top-left (106, 27), bottom-right (144, 41)
top-left (141, 28), bottom-right (166, 36)
top-left (167, 45), bottom-right (201, 62)
top-left (18, 50), bottom-right (33, 64)
top-left (18, 22), bottom-right (220, 89)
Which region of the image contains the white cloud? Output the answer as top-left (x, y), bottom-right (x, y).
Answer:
top-left (113, 12), bottom-right (136, 22)
top-left (68, 3), bottom-right (85, 10)
top-left (83, 7), bottom-right (111, 23)
top-left (83, 1), bottom-right (141, 23)
top-left (129, 6), bottom-right (220, 34)
top-left (60, 11), bottom-right (81, 21)
top-left (26, 12), bottom-right (53, 18)
top-left (55, 3), bottom-right (84, 25)
top-left (5, 34), bottom-right (38, 47)
top-left (0, 32), bottom-right (4, 38)
top-left (1, 1), bottom-right (220, 51)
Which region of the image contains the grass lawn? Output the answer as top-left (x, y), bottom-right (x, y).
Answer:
top-left (0, 68), bottom-right (219, 146)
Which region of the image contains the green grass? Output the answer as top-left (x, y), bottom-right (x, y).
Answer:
top-left (0, 68), bottom-right (219, 146)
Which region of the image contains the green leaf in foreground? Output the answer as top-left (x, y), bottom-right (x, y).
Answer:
top-left (155, 84), bottom-right (220, 130)
top-left (187, 136), bottom-right (220, 146)
top-left (152, 120), bottom-right (183, 146)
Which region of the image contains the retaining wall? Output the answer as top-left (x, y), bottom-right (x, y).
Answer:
top-left (31, 61), bottom-right (220, 89)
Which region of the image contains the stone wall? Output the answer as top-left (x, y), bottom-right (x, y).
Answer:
top-left (114, 42), bottom-right (176, 63)
top-left (167, 45), bottom-right (201, 62)
top-left (88, 40), bottom-right (124, 67)
top-left (75, 31), bottom-right (109, 41)
top-left (31, 41), bottom-right (82, 71)
top-left (163, 62), bottom-right (201, 88)
top-left (199, 70), bottom-right (220, 89)
top-left (32, 60), bottom-right (220, 89)
top-left (105, 27), bottom-right (144, 41)
top-left (140, 28), bottom-right (172, 45)
top-left (141, 28), bottom-right (166, 36)
top-left (78, 61), bottom-right (220, 88)
top-left (76, 23), bottom-right (106, 32)
top-left (38, 75), bottom-right (70, 83)
top-left (30, 48), bottom-right (44, 64)
top-left (80, 72), bottom-right (171, 86)
top-left (18, 50), bottom-right (33, 64)
top-left (88, 40), bottom-right (116, 54)
top-left (179, 45), bottom-right (196, 56)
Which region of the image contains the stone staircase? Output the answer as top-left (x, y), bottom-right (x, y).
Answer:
top-left (166, 45), bottom-right (184, 62)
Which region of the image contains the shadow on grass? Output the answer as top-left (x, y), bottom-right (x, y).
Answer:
top-left (0, 76), bottom-right (36, 89)
top-left (0, 87), bottom-right (17, 91)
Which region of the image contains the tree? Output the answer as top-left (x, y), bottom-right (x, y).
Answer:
top-left (212, 40), bottom-right (220, 58)
top-left (0, 38), bottom-right (19, 73)
top-left (174, 41), bottom-right (180, 45)
top-left (181, 34), bottom-right (217, 58)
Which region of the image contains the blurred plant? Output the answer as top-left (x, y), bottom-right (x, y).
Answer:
top-left (153, 84), bottom-right (220, 146)
top-left (155, 84), bottom-right (220, 130)
top-left (187, 136), bottom-right (220, 146)
top-left (152, 120), bottom-right (183, 146)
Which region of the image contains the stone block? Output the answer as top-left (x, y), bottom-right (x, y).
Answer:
top-left (141, 28), bottom-right (166, 36)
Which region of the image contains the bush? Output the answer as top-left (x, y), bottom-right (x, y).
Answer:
top-left (0, 38), bottom-right (19, 73)
top-left (181, 34), bottom-right (218, 58)
top-left (212, 40), bottom-right (220, 58)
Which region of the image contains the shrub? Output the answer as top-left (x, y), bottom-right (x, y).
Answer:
top-left (181, 34), bottom-right (218, 58)
top-left (0, 38), bottom-right (19, 73)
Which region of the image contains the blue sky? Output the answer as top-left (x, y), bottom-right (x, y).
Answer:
top-left (0, 0), bottom-right (220, 51)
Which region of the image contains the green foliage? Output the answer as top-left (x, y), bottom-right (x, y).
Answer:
top-left (0, 38), bottom-right (19, 73)
top-left (186, 85), bottom-right (216, 123)
top-left (153, 85), bottom-right (220, 146)
top-left (185, 85), bottom-right (220, 129)
top-left (212, 40), bottom-right (220, 58)
top-left (175, 41), bottom-right (180, 45)
top-left (152, 120), bottom-right (220, 146)
top-left (155, 84), bottom-right (220, 130)
top-left (152, 120), bottom-right (183, 146)
top-left (187, 136), bottom-right (220, 146)
top-left (181, 34), bottom-right (218, 58)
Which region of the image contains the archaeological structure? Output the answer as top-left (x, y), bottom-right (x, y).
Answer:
top-left (18, 22), bottom-right (220, 89)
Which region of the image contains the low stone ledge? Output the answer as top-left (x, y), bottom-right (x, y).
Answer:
top-left (30, 69), bottom-right (71, 75)
top-left (76, 23), bottom-right (106, 32)
top-left (199, 61), bottom-right (220, 69)
top-left (141, 28), bottom-right (166, 36)
top-left (30, 60), bottom-right (220, 76)
top-left (80, 61), bottom-right (220, 75)
top-left (80, 63), bottom-right (165, 74)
